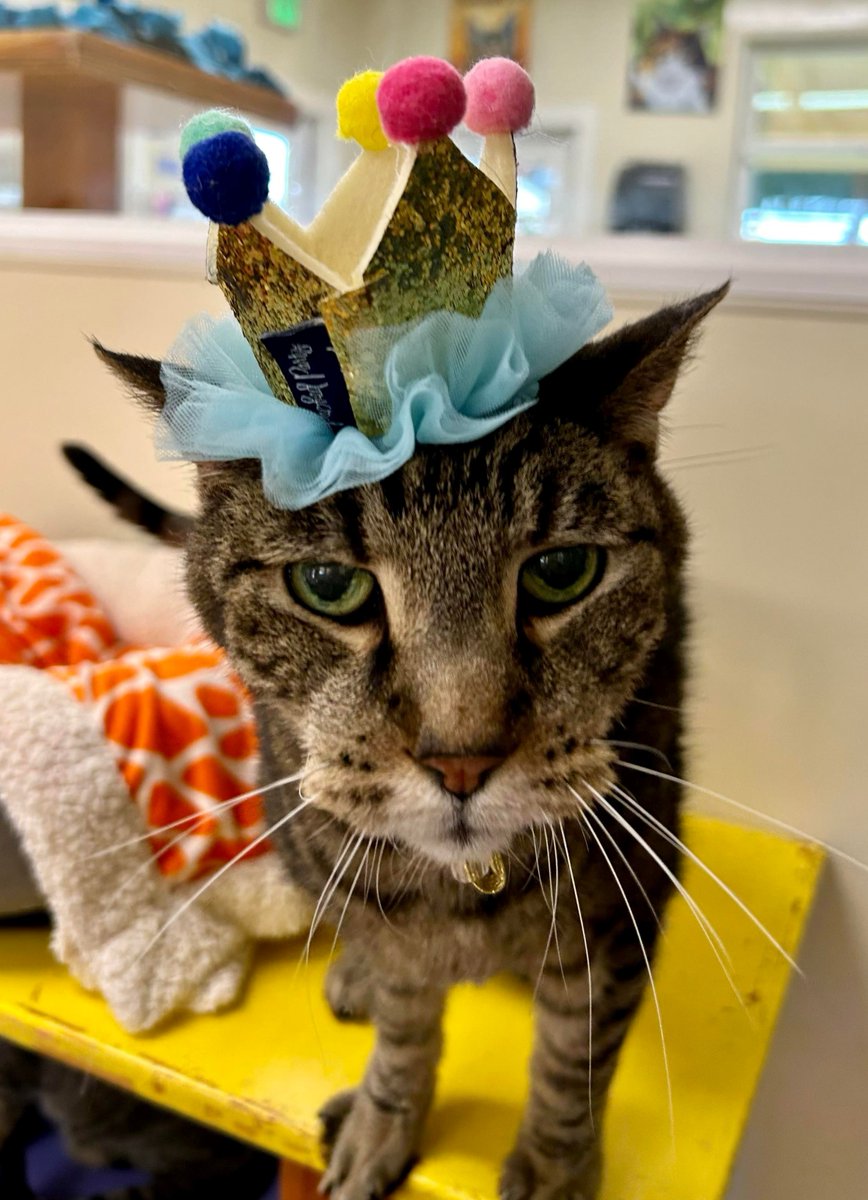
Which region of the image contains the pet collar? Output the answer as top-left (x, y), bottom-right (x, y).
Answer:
top-left (158, 56), bottom-right (613, 509)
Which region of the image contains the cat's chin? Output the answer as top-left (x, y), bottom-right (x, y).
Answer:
top-left (409, 831), bottom-right (510, 872)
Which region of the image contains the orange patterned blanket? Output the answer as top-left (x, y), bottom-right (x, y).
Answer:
top-left (0, 514), bottom-right (267, 882)
top-left (0, 514), bottom-right (310, 1031)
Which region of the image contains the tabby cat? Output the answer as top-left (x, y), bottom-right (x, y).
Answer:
top-left (93, 282), bottom-right (726, 1200)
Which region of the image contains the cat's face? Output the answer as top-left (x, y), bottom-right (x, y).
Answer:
top-left (187, 413), bottom-right (680, 869)
top-left (104, 284), bottom-right (724, 873)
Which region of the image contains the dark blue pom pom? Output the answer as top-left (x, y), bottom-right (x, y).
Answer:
top-left (182, 131), bottom-right (270, 225)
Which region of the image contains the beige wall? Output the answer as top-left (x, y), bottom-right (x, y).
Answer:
top-left (0, 263), bottom-right (208, 538)
top-left (2, 253), bottom-right (867, 1195)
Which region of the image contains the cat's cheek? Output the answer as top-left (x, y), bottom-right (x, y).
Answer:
top-left (219, 609), bottom-right (339, 703)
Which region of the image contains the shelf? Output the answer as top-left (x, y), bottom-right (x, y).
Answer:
top-left (0, 30), bottom-right (297, 211)
top-left (0, 816), bottom-right (824, 1200)
top-left (0, 30), bottom-right (297, 123)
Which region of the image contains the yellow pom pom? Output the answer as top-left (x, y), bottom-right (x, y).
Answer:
top-left (336, 71), bottom-right (389, 152)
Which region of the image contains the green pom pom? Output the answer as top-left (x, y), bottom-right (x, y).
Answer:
top-left (180, 110), bottom-right (253, 158)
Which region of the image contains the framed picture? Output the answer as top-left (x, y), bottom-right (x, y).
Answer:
top-left (628, 0), bottom-right (724, 114)
top-left (450, 0), bottom-right (533, 71)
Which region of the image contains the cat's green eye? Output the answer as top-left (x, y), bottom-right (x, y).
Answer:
top-left (519, 545), bottom-right (605, 614)
top-left (285, 562), bottom-right (377, 621)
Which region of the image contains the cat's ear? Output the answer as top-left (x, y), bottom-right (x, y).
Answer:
top-left (546, 281), bottom-right (730, 452)
top-left (92, 340), bottom-right (165, 415)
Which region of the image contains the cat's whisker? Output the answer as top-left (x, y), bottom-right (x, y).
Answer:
top-left (534, 823), bottom-right (560, 999)
top-left (395, 845), bottom-right (430, 904)
top-left (664, 443), bottom-right (772, 467)
top-left (106, 767), bottom-right (330, 905)
top-left (304, 832), bottom-right (362, 964)
top-left (551, 831), bottom-right (566, 986)
top-left (132, 796), bottom-right (314, 965)
top-left (307, 814), bottom-right (340, 841)
top-left (402, 852), bottom-right (429, 901)
top-left (617, 758), bottom-right (868, 876)
top-left (583, 784), bottom-right (751, 1021)
top-left (596, 738), bottom-right (672, 769)
top-left (128, 775), bottom-right (319, 895)
top-left (668, 455), bottom-right (767, 473)
top-left (362, 836), bottom-right (378, 904)
top-left (543, 821), bottom-right (567, 989)
top-left (538, 823), bottom-right (554, 916)
top-left (602, 784), bottom-right (730, 965)
top-left (629, 697), bottom-right (679, 714)
top-left (571, 794), bottom-right (661, 931)
top-left (529, 825), bottom-right (546, 891)
top-left (610, 767), bottom-right (802, 974)
top-left (577, 788), bottom-right (675, 1139)
top-left (109, 811), bottom-right (226, 906)
top-left (292, 830), bottom-right (353, 986)
top-left (85, 768), bottom-right (313, 859)
top-left (304, 830), bottom-right (354, 940)
top-left (330, 841), bottom-right (371, 962)
top-left (372, 838), bottom-right (404, 937)
top-left (556, 817), bottom-right (596, 1135)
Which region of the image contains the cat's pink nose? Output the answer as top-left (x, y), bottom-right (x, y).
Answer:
top-left (420, 755), bottom-right (504, 797)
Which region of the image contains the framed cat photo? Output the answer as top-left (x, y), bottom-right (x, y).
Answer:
top-left (450, 0), bottom-right (533, 71)
top-left (628, 0), bottom-right (724, 114)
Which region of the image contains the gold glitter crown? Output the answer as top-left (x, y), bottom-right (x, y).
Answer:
top-left (180, 57), bottom-right (535, 435)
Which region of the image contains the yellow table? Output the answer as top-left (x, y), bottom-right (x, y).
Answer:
top-left (0, 815), bottom-right (823, 1200)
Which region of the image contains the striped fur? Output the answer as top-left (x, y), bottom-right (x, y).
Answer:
top-left (96, 285), bottom-right (727, 1199)
top-left (62, 444), bottom-right (193, 546)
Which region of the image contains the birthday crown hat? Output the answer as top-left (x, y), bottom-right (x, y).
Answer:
top-left (179, 56), bottom-right (536, 435)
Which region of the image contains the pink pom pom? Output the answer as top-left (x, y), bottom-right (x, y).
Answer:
top-left (376, 57), bottom-right (466, 144)
top-left (464, 57), bottom-right (535, 135)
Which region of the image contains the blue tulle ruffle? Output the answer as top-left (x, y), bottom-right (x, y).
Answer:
top-left (157, 252), bottom-right (613, 510)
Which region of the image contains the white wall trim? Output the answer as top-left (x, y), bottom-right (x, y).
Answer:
top-left (725, 2), bottom-right (868, 36)
top-left (0, 213), bottom-right (209, 276)
top-left (0, 213), bottom-right (866, 315)
top-left (520, 235), bottom-right (868, 314)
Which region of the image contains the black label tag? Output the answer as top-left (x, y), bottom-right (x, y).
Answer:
top-left (260, 319), bottom-right (356, 431)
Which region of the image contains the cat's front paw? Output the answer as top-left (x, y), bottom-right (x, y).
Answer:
top-left (324, 952), bottom-right (374, 1023)
top-left (319, 1088), bottom-right (420, 1200)
top-left (500, 1142), bottom-right (601, 1200)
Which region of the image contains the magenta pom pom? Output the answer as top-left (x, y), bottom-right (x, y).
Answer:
top-left (376, 56), bottom-right (466, 144)
top-left (464, 57), bottom-right (535, 135)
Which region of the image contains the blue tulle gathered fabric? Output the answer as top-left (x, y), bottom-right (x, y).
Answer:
top-left (157, 252), bottom-right (613, 510)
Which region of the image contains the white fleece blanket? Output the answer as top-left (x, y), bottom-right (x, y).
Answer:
top-left (0, 526), bottom-right (311, 1032)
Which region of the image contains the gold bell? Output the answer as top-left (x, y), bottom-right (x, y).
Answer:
top-left (461, 853), bottom-right (507, 895)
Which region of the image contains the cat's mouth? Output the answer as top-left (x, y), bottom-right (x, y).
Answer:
top-left (442, 811), bottom-right (509, 892)
top-left (448, 808), bottom-right (474, 848)
top-left (416, 806), bottom-right (516, 873)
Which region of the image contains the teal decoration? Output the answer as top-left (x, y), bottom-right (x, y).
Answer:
top-left (180, 110), bottom-right (253, 158)
top-left (0, 4), bottom-right (285, 93)
top-left (157, 254), bottom-right (613, 511)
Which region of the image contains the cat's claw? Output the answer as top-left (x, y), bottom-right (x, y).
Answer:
top-left (500, 1143), bottom-right (601, 1200)
top-left (318, 1089), bottom-right (419, 1200)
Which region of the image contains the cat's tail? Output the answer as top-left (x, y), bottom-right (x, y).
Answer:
top-left (61, 443), bottom-right (193, 546)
